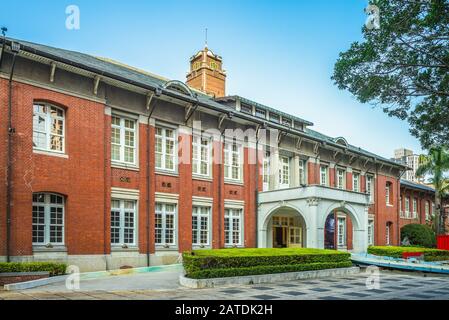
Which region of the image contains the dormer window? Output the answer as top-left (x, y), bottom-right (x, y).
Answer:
top-left (282, 117), bottom-right (292, 127)
top-left (270, 113), bottom-right (280, 123)
top-left (294, 122), bottom-right (304, 131)
top-left (255, 108), bottom-right (266, 119)
top-left (240, 103), bottom-right (253, 115)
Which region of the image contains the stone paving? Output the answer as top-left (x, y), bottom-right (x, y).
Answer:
top-left (1, 269), bottom-right (449, 300)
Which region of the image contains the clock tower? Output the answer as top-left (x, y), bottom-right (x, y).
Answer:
top-left (186, 45), bottom-right (226, 98)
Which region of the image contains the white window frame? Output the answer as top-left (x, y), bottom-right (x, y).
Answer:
top-left (352, 173), bottom-right (360, 192)
top-left (299, 159), bottom-right (306, 186)
top-left (320, 166), bottom-right (328, 186)
top-left (337, 216), bottom-right (347, 247)
top-left (111, 115), bottom-right (137, 165)
top-left (33, 103), bottom-right (65, 153)
top-left (386, 184), bottom-right (391, 205)
top-left (155, 126), bottom-right (177, 172)
top-left (413, 198), bottom-right (418, 218)
top-left (425, 201), bottom-right (430, 221)
top-left (368, 219), bottom-right (374, 246)
top-left (386, 223), bottom-right (391, 245)
top-left (366, 175), bottom-right (374, 203)
top-left (155, 202), bottom-right (177, 247)
top-left (279, 156), bottom-right (290, 189)
top-left (192, 135), bottom-right (211, 177)
top-left (192, 206), bottom-right (211, 247)
top-left (263, 151), bottom-right (270, 191)
top-left (337, 169), bottom-right (345, 189)
top-left (110, 199), bottom-right (137, 246)
top-left (32, 193), bottom-right (65, 245)
top-left (405, 197), bottom-right (410, 218)
top-left (224, 141), bottom-right (242, 182)
top-left (224, 208), bottom-right (243, 247)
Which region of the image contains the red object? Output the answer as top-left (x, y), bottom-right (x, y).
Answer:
top-left (402, 252), bottom-right (423, 259)
top-left (437, 235), bottom-right (449, 250)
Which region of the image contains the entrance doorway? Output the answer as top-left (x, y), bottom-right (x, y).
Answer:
top-left (272, 216), bottom-right (303, 248)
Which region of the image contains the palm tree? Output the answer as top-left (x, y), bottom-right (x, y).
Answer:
top-left (416, 147), bottom-right (449, 235)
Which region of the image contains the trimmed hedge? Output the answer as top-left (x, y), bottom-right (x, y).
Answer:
top-left (367, 246), bottom-right (449, 262)
top-left (183, 248), bottom-right (352, 279)
top-left (0, 262), bottom-right (67, 276)
top-left (401, 224), bottom-right (436, 248)
top-left (186, 261), bottom-right (353, 279)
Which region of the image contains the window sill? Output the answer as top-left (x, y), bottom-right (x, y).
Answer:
top-left (224, 179), bottom-right (244, 186)
top-left (33, 149), bottom-right (68, 159)
top-left (155, 169), bottom-right (179, 177)
top-left (192, 245), bottom-right (212, 250)
top-left (192, 175), bottom-right (213, 182)
top-left (32, 245), bottom-right (67, 253)
top-left (386, 204), bottom-right (394, 207)
top-left (111, 162), bottom-right (139, 171)
top-left (111, 246), bottom-right (139, 252)
top-left (155, 245), bottom-right (178, 251)
top-left (225, 245), bottom-right (244, 249)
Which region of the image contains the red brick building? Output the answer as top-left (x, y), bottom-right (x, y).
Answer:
top-left (0, 38), bottom-right (432, 271)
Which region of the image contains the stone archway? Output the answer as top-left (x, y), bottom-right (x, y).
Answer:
top-left (319, 202), bottom-right (367, 253)
top-left (262, 206), bottom-right (307, 249)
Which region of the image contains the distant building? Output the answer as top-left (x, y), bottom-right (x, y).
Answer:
top-left (393, 148), bottom-right (422, 182)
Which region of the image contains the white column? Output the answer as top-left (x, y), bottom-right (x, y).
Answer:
top-left (271, 147), bottom-right (279, 190)
top-left (292, 155), bottom-right (300, 188)
top-left (306, 198), bottom-right (319, 248)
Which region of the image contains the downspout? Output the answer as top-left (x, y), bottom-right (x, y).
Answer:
top-left (146, 91), bottom-right (158, 267)
top-left (6, 41), bottom-right (20, 262)
top-left (397, 169), bottom-right (406, 245)
top-left (254, 124), bottom-right (262, 248)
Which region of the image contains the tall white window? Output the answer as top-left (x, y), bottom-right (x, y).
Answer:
top-left (366, 175), bottom-right (374, 202)
top-left (192, 136), bottom-right (210, 176)
top-left (224, 208), bottom-right (243, 246)
top-left (192, 206), bottom-right (210, 247)
top-left (386, 223), bottom-right (391, 245)
top-left (337, 217), bottom-right (346, 247)
top-left (279, 156), bottom-right (290, 189)
top-left (425, 201), bottom-right (430, 221)
top-left (353, 173), bottom-right (360, 192)
top-left (32, 193), bottom-right (64, 245)
top-left (111, 199), bottom-right (137, 246)
top-left (368, 219), bottom-right (374, 246)
top-left (320, 166), bottom-right (328, 186)
top-left (155, 203), bottom-right (176, 246)
top-left (111, 115), bottom-right (137, 164)
top-left (224, 142), bottom-right (242, 181)
top-left (405, 197), bottom-right (410, 218)
top-left (385, 183), bottom-right (391, 205)
top-left (400, 196), bottom-right (404, 217)
top-left (33, 103), bottom-right (65, 153)
top-left (413, 198), bottom-right (418, 218)
top-left (299, 159), bottom-right (306, 185)
top-left (155, 127), bottom-right (176, 171)
top-left (337, 169), bottom-right (345, 189)
top-left (263, 151), bottom-right (270, 191)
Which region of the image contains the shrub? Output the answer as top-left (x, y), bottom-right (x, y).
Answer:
top-left (367, 246), bottom-right (449, 261)
top-left (186, 261), bottom-right (353, 279)
top-left (0, 262), bottom-right (67, 276)
top-left (183, 248), bottom-right (352, 279)
top-left (401, 224), bottom-right (436, 248)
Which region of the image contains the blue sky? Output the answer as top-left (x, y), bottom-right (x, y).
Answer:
top-left (1, 0), bottom-right (423, 158)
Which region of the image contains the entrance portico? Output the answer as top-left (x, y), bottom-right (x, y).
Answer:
top-left (258, 185), bottom-right (370, 253)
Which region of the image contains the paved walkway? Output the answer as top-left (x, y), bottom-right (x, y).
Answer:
top-left (1, 269), bottom-right (449, 300)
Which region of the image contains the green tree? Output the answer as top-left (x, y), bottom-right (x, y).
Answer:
top-left (332, 0), bottom-right (449, 148)
top-left (416, 147), bottom-right (449, 234)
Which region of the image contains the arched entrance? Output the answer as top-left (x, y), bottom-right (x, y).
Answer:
top-left (264, 206), bottom-right (307, 248)
top-left (323, 209), bottom-right (355, 251)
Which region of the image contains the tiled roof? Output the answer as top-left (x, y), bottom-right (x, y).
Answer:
top-left (400, 179), bottom-right (435, 193)
top-left (6, 37), bottom-right (406, 169)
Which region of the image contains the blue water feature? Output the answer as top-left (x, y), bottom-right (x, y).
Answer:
top-left (79, 264), bottom-right (184, 280)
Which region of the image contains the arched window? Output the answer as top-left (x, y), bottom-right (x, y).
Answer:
top-left (33, 103), bottom-right (65, 153)
top-left (386, 222), bottom-right (393, 245)
top-left (32, 193), bottom-right (65, 245)
top-left (385, 182), bottom-right (393, 205)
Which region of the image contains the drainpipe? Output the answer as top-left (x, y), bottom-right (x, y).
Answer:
top-left (6, 41), bottom-right (20, 262)
top-left (254, 124), bottom-right (263, 248)
top-left (146, 91), bottom-right (159, 267)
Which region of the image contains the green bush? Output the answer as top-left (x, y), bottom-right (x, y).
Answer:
top-left (401, 224), bottom-right (436, 248)
top-left (186, 261), bottom-right (353, 279)
top-left (0, 262), bottom-right (67, 276)
top-left (183, 248), bottom-right (352, 279)
top-left (367, 246), bottom-right (449, 261)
